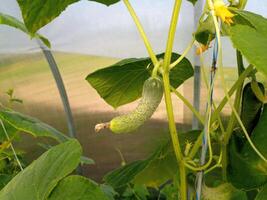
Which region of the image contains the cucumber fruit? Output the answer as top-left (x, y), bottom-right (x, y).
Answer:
top-left (95, 77), bottom-right (163, 134)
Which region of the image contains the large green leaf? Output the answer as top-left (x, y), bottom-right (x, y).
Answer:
top-left (16, 0), bottom-right (120, 35)
top-left (133, 141), bottom-right (178, 188)
top-left (228, 136), bottom-right (267, 190)
top-left (202, 183), bottom-right (247, 200)
top-left (228, 104), bottom-right (267, 190)
top-left (0, 13), bottom-right (50, 48)
top-left (240, 82), bottom-right (264, 135)
top-left (0, 139), bottom-right (82, 200)
top-left (86, 53), bottom-right (193, 108)
top-left (234, 10), bottom-right (267, 36)
top-left (230, 11), bottom-right (267, 77)
top-left (241, 104), bottom-right (267, 174)
top-left (255, 184), bottom-right (267, 200)
top-left (49, 175), bottom-right (109, 200)
top-left (104, 130), bottom-right (200, 188)
top-left (0, 174), bottom-right (13, 191)
top-left (0, 109), bottom-right (69, 143)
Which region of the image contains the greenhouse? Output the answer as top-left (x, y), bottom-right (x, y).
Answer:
top-left (0, 0), bottom-right (267, 199)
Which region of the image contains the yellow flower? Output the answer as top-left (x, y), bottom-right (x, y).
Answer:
top-left (214, 0), bottom-right (235, 25)
top-left (196, 44), bottom-right (210, 55)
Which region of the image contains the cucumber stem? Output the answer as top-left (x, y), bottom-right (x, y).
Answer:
top-left (169, 38), bottom-right (195, 70)
top-left (123, 0), bottom-right (159, 67)
top-left (161, 0), bottom-right (187, 199)
top-left (95, 122), bottom-right (110, 133)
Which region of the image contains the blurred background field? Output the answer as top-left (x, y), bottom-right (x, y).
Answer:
top-left (0, 52), bottom-right (254, 181)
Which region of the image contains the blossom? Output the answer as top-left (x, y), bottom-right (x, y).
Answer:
top-left (196, 44), bottom-right (210, 55)
top-left (214, 0), bottom-right (235, 25)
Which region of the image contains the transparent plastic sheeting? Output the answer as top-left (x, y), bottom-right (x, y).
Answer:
top-left (0, 0), bottom-right (266, 64)
top-left (0, 0), bottom-right (266, 180)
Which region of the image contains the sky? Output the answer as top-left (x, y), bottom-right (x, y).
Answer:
top-left (0, 0), bottom-right (266, 66)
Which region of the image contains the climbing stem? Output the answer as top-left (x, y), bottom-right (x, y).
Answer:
top-left (169, 38), bottom-right (195, 70)
top-left (221, 144), bottom-right (228, 180)
top-left (163, 0), bottom-right (182, 72)
top-left (123, 0), bottom-right (158, 66)
top-left (161, 0), bottom-right (187, 199)
top-left (162, 72), bottom-right (187, 200)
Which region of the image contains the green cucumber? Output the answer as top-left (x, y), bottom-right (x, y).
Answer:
top-left (95, 77), bottom-right (163, 134)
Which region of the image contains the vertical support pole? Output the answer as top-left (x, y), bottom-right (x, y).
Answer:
top-left (37, 40), bottom-right (82, 174)
top-left (37, 40), bottom-right (76, 139)
top-left (192, 0), bottom-right (205, 130)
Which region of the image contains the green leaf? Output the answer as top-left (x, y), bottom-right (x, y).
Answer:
top-left (86, 53), bottom-right (193, 108)
top-left (255, 184), bottom-right (267, 200)
top-left (16, 0), bottom-right (120, 35)
top-left (0, 174), bottom-right (13, 190)
top-left (16, 0), bottom-right (79, 35)
top-left (0, 109), bottom-right (69, 143)
top-left (228, 136), bottom-right (267, 190)
top-left (49, 175), bottom-right (109, 200)
top-left (0, 139), bottom-right (82, 200)
top-left (0, 13), bottom-right (28, 32)
top-left (186, 0), bottom-right (198, 5)
top-left (89, 0), bottom-right (120, 6)
top-left (133, 141), bottom-right (178, 188)
top-left (0, 121), bottom-right (18, 142)
top-left (122, 185), bottom-right (149, 200)
top-left (0, 13), bottom-right (51, 48)
top-left (240, 82), bottom-right (264, 135)
top-left (230, 11), bottom-right (267, 77)
top-left (161, 184), bottom-right (179, 200)
top-left (241, 104), bottom-right (267, 175)
top-left (104, 130), bottom-right (200, 188)
top-left (194, 14), bottom-right (215, 45)
top-left (234, 10), bottom-right (267, 36)
top-left (202, 183), bottom-right (247, 200)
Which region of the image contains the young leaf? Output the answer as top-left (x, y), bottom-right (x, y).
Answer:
top-left (86, 53), bottom-right (193, 108)
top-left (48, 175), bottom-right (109, 200)
top-left (0, 13), bottom-right (51, 48)
top-left (230, 11), bottom-right (267, 77)
top-left (0, 109), bottom-right (69, 143)
top-left (0, 139), bottom-right (82, 200)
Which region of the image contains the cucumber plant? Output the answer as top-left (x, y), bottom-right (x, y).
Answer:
top-left (0, 0), bottom-right (267, 200)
